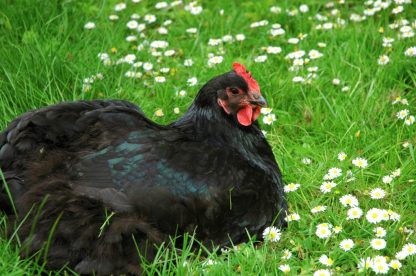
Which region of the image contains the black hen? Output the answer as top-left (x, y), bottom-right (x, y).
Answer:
top-left (0, 63), bottom-right (287, 274)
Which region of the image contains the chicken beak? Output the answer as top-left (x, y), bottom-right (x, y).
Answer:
top-left (248, 93), bottom-right (268, 107)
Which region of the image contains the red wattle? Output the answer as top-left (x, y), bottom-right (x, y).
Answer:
top-left (237, 105), bottom-right (253, 126)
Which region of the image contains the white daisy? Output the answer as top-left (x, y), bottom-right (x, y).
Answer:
top-left (405, 115), bottom-right (415, 125)
top-left (84, 22), bottom-right (96, 30)
top-left (371, 238), bottom-right (387, 250)
top-left (319, 254), bottom-right (334, 266)
top-left (396, 109), bottom-right (409, 119)
top-left (187, 77), bottom-right (198, 86)
top-left (309, 49), bottom-right (323, 59)
top-left (389, 260), bottom-right (402, 270)
top-left (263, 114), bottom-right (276, 125)
top-left (311, 205), bottom-right (327, 213)
top-left (313, 269), bottom-right (331, 276)
top-left (279, 264), bottom-right (290, 273)
top-left (184, 59), bottom-right (193, 67)
top-left (262, 226), bottom-right (281, 242)
top-left (126, 20), bottom-right (138, 29)
top-left (285, 213), bottom-right (300, 222)
top-left (338, 152), bottom-right (347, 161)
top-left (302, 158), bottom-right (312, 165)
top-left (284, 183), bottom-right (300, 193)
top-left (366, 208), bottom-right (384, 224)
top-left (339, 239), bottom-right (354, 251)
top-left (281, 249), bottom-right (292, 260)
top-left (320, 181), bottom-right (337, 193)
top-left (352, 157), bottom-right (368, 168)
top-left (371, 261), bottom-right (389, 274)
top-left (382, 175), bottom-right (393, 184)
top-left (154, 76), bottom-right (166, 83)
top-left (327, 167), bottom-right (342, 179)
top-left (402, 243), bottom-right (416, 256)
top-left (370, 188), bottom-right (386, 199)
top-left (316, 225), bottom-right (332, 239)
top-left (377, 55), bottom-right (390, 65)
top-left (358, 257), bottom-right (373, 270)
top-left (404, 46), bottom-right (416, 57)
top-left (339, 194), bottom-right (359, 207)
top-left (347, 207), bottom-right (363, 220)
top-left (374, 227), bottom-right (386, 238)
top-left (254, 55), bottom-right (267, 63)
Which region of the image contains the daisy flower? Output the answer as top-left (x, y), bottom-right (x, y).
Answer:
top-left (405, 115), bottom-right (415, 125)
top-left (235, 34), bottom-right (246, 41)
top-left (154, 109), bottom-right (164, 117)
top-left (352, 157), bottom-right (368, 168)
top-left (254, 55), bottom-right (267, 63)
top-left (402, 243), bottom-right (416, 256)
top-left (374, 227), bottom-right (386, 238)
top-left (143, 62), bottom-right (153, 71)
top-left (126, 20), bottom-right (138, 29)
top-left (311, 205), bottom-right (327, 213)
top-left (404, 46), bottom-right (416, 57)
top-left (370, 188), bottom-right (386, 199)
top-left (313, 269), bottom-right (331, 276)
top-left (279, 264), bottom-right (290, 273)
top-left (347, 207), bottom-right (363, 220)
top-left (391, 168), bottom-right (401, 178)
top-left (187, 77), bottom-right (198, 86)
top-left (332, 78), bottom-right (341, 85)
top-left (285, 213), bottom-right (300, 222)
top-left (263, 114), bottom-right (276, 125)
top-left (207, 56), bottom-right (223, 66)
top-left (371, 261), bottom-right (389, 274)
top-left (302, 158), bottom-right (312, 165)
top-left (382, 175), bottom-right (393, 184)
top-left (282, 249), bottom-right (292, 260)
top-left (371, 238), bottom-right (387, 250)
top-left (377, 55), bottom-right (390, 65)
top-left (176, 90), bottom-right (187, 98)
top-left (366, 208), bottom-right (384, 224)
top-left (309, 49), bottom-right (323, 59)
top-left (396, 109), bottom-right (409, 119)
top-left (262, 226), bottom-right (281, 242)
top-left (292, 76), bottom-right (305, 83)
top-left (339, 239), bottom-right (354, 251)
top-left (316, 225), bottom-right (332, 239)
top-left (84, 22), bottom-right (96, 29)
top-left (389, 259), bottom-right (402, 270)
top-left (284, 183), bottom-right (300, 193)
top-left (320, 181), bottom-right (337, 193)
top-left (338, 152), bottom-right (347, 161)
top-left (114, 3), bottom-right (126, 11)
top-left (327, 167), bottom-right (342, 179)
top-left (339, 194), bottom-right (359, 207)
top-left (154, 76), bottom-right (166, 83)
top-left (358, 257), bottom-right (373, 270)
top-left (184, 59), bottom-right (193, 67)
top-left (319, 254), bottom-right (334, 266)
top-left (333, 225), bottom-right (342, 234)
top-left (266, 46), bottom-right (282, 54)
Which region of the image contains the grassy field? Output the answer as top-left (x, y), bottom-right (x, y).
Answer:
top-left (0, 0), bottom-right (415, 274)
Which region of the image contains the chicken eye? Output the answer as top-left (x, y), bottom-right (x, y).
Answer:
top-left (230, 88), bottom-right (239, 95)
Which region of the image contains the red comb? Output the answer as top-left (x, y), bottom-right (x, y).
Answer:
top-left (232, 62), bottom-right (260, 93)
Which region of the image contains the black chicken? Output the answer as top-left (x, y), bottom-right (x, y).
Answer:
top-left (0, 63), bottom-right (287, 274)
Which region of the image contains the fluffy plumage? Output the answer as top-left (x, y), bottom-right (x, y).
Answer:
top-left (0, 64), bottom-right (287, 274)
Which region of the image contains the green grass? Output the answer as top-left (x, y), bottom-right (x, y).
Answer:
top-left (0, 0), bottom-right (415, 274)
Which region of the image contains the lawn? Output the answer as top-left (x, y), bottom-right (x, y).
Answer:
top-left (0, 0), bottom-right (415, 275)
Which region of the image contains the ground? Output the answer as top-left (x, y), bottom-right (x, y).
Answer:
top-left (0, 0), bottom-right (415, 275)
